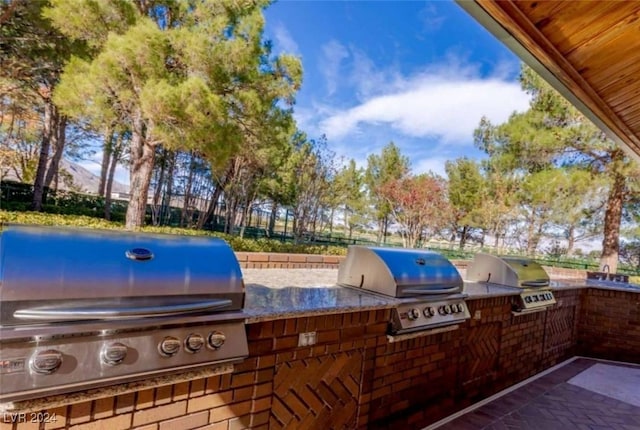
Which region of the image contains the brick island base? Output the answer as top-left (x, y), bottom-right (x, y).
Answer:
top-left (2, 288), bottom-right (639, 430)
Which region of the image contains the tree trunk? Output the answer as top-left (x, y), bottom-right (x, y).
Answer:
top-left (125, 116), bottom-right (154, 229)
top-left (104, 133), bottom-right (123, 220)
top-left (566, 225), bottom-right (575, 256)
top-left (162, 151), bottom-right (176, 225)
top-left (98, 127), bottom-right (114, 197)
top-left (44, 114), bottom-right (67, 190)
top-left (31, 99), bottom-right (55, 211)
top-left (459, 225), bottom-right (468, 250)
top-left (196, 182), bottom-right (223, 229)
top-left (181, 153), bottom-right (196, 228)
top-left (151, 147), bottom-right (167, 226)
top-left (328, 207), bottom-right (335, 235)
top-left (267, 203), bottom-right (278, 237)
top-left (382, 215), bottom-right (389, 244)
top-left (600, 171), bottom-right (625, 273)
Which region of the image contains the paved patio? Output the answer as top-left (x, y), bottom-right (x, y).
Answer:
top-left (429, 358), bottom-right (640, 430)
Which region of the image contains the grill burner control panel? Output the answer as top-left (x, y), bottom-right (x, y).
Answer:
top-left (391, 299), bottom-right (470, 334)
top-left (518, 290), bottom-right (556, 311)
top-left (0, 321), bottom-right (247, 402)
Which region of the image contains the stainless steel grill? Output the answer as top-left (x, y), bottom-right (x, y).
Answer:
top-left (0, 225), bottom-right (248, 403)
top-left (466, 253), bottom-right (556, 313)
top-left (338, 246), bottom-right (470, 335)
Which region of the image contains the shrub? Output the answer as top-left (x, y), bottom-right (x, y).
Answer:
top-left (0, 210), bottom-right (347, 255)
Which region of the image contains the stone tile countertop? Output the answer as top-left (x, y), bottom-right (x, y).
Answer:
top-left (242, 269), bottom-right (396, 323)
top-left (242, 268), bottom-right (640, 322)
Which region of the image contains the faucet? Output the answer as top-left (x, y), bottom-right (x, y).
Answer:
top-left (602, 264), bottom-right (610, 275)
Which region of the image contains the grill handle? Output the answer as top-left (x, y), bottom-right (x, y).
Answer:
top-left (520, 280), bottom-right (550, 288)
top-left (401, 286), bottom-right (461, 295)
top-left (13, 299), bottom-right (233, 321)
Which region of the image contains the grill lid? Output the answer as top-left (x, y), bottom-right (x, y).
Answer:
top-left (466, 253), bottom-right (550, 288)
top-left (337, 246), bottom-right (463, 298)
top-left (0, 225), bottom-right (244, 326)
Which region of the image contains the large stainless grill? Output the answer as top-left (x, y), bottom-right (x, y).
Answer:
top-left (338, 246), bottom-right (470, 335)
top-left (466, 253), bottom-right (556, 313)
top-left (0, 225), bottom-right (248, 403)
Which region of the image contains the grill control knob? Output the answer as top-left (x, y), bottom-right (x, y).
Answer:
top-left (101, 342), bottom-right (128, 365)
top-left (444, 305), bottom-right (452, 314)
top-left (438, 306), bottom-right (446, 315)
top-left (208, 331), bottom-right (226, 349)
top-left (185, 334), bottom-right (205, 353)
top-left (423, 307), bottom-right (435, 318)
top-left (159, 336), bottom-right (181, 357)
top-left (31, 349), bottom-right (63, 375)
top-left (407, 308), bottom-right (420, 321)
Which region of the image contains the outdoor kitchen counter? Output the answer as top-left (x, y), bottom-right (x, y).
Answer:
top-left (241, 269), bottom-right (640, 322)
top-left (2, 268), bottom-right (639, 430)
top-left (242, 268), bottom-right (396, 323)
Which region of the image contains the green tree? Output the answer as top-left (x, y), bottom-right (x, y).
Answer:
top-left (49, 0), bottom-right (301, 228)
top-left (445, 157), bottom-right (484, 249)
top-left (332, 159), bottom-right (366, 240)
top-left (364, 142), bottom-right (410, 244)
top-left (285, 134), bottom-right (333, 244)
top-left (0, 0), bottom-right (85, 210)
top-left (380, 173), bottom-right (449, 248)
top-left (475, 65), bottom-right (640, 271)
top-left (0, 80), bottom-right (41, 182)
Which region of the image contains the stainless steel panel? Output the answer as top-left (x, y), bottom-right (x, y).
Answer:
top-left (466, 253), bottom-right (549, 288)
top-left (390, 298), bottom-right (470, 334)
top-left (0, 225), bottom-right (244, 326)
top-left (0, 319), bottom-right (248, 402)
top-left (337, 246), bottom-right (463, 298)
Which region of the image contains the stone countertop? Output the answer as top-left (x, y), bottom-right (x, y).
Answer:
top-left (241, 269), bottom-right (640, 321)
top-left (462, 281), bottom-right (521, 298)
top-left (242, 269), bottom-right (396, 323)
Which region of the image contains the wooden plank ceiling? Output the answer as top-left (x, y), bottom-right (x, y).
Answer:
top-left (467, 0), bottom-right (640, 159)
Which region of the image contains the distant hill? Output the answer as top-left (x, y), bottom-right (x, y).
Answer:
top-left (3, 158), bottom-right (129, 195)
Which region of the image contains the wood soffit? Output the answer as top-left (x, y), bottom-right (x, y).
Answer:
top-left (464, 0), bottom-right (640, 160)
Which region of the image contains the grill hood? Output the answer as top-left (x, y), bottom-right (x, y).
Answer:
top-left (0, 225), bottom-right (244, 326)
top-left (466, 253), bottom-right (550, 288)
top-left (337, 246), bottom-right (463, 297)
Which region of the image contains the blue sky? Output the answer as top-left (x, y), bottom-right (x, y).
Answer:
top-left (263, 0), bottom-right (531, 176)
top-left (84, 0), bottom-right (531, 186)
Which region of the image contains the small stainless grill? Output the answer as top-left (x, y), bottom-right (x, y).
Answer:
top-left (0, 225), bottom-right (248, 403)
top-left (338, 246), bottom-right (470, 335)
top-left (466, 253), bottom-right (556, 313)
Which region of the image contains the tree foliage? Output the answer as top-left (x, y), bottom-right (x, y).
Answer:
top-left (364, 142), bottom-right (410, 244)
top-left (49, 0), bottom-right (302, 228)
top-left (380, 173), bottom-right (449, 248)
top-left (474, 64), bottom-right (640, 269)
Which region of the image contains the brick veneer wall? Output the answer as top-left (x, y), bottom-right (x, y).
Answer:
top-left (233, 253), bottom-right (589, 280)
top-left (365, 289), bottom-right (581, 429)
top-left (578, 288), bottom-right (640, 363)
top-left (234, 252), bottom-right (344, 269)
top-left (7, 288), bottom-right (638, 430)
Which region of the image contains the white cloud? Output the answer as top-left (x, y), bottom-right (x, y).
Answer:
top-left (413, 156), bottom-right (450, 177)
top-left (273, 23), bottom-right (299, 56)
top-left (320, 40), bottom-right (349, 96)
top-left (319, 70), bottom-right (530, 144)
top-left (348, 49), bottom-right (404, 101)
top-left (418, 3), bottom-right (446, 32)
